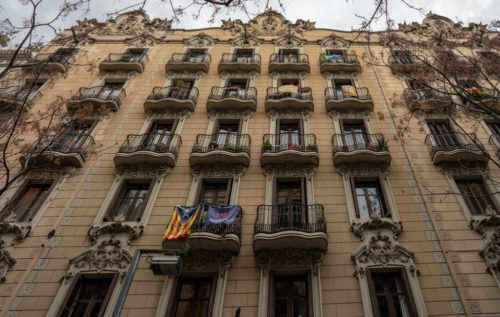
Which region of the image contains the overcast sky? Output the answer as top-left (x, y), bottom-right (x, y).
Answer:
top-left (2, 0), bottom-right (499, 48)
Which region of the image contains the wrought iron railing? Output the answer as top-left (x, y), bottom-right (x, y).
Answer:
top-left (254, 203), bottom-right (326, 234)
top-left (26, 134), bottom-right (95, 160)
top-left (489, 134), bottom-right (500, 156)
top-left (261, 133), bottom-right (318, 153)
top-left (403, 88), bottom-right (447, 103)
top-left (0, 85), bottom-right (41, 105)
top-left (265, 86), bottom-right (312, 101)
top-left (208, 86), bottom-right (257, 102)
top-left (220, 53), bottom-right (261, 64)
top-left (325, 87), bottom-right (371, 101)
top-left (146, 86), bottom-right (199, 103)
top-left (270, 53), bottom-right (309, 64)
top-left (320, 53), bottom-right (359, 64)
top-left (118, 133), bottom-right (182, 158)
top-left (189, 202), bottom-right (242, 239)
top-left (424, 132), bottom-right (485, 157)
top-left (192, 133), bottom-right (251, 154)
top-left (103, 52), bottom-right (149, 67)
top-left (332, 133), bottom-right (388, 153)
top-left (389, 54), bottom-right (425, 66)
top-left (70, 86), bottom-right (126, 105)
top-left (168, 53), bottom-right (211, 65)
top-left (33, 52), bottom-right (74, 67)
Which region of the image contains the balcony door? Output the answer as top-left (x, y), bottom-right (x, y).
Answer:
top-left (98, 83), bottom-right (123, 100)
top-left (57, 120), bottom-right (97, 152)
top-left (279, 49), bottom-right (299, 62)
top-left (332, 79), bottom-right (357, 99)
top-left (225, 79), bottom-right (248, 98)
top-left (427, 122), bottom-right (459, 147)
top-left (325, 49), bottom-right (346, 63)
top-left (145, 121), bottom-right (177, 151)
top-left (277, 120), bottom-right (302, 151)
top-left (169, 80), bottom-right (193, 99)
top-left (234, 48), bottom-right (253, 62)
top-left (186, 49), bottom-right (206, 62)
top-left (124, 48), bottom-right (145, 62)
top-left (341, 121), bottom-right (367, 151)
top-left (274, 178), bottom-right (307, 228)
top-left (213, 120), bottom-right (241, 151)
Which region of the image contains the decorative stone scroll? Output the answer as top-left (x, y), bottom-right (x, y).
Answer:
top-left (191, 164), bottom-right (246, 181)
top-left (184, 32), bottom-right (216, 48)
top-left (351, 214), bottom-right (403, 240)
top-left (274, 35), bottom-right (306, 48)
top-left (115, 165), bottom-right (170, 179)
top-left (182, 250), bottom-right (234, 277)
top-left (88, 220), bottom-right (143, 245)
top-left (319, 34), bottom-right (350, 50)
top-left (471, 211), bottom-right (500, 276)
top-left (263, 163), bottom-right (317, 179)
top-left (0, 241), bottom-right (16, 282)
top-left (337, 162), bottom-right (390, 176)
top-left (231, 35), bottom-right (260, 48)
top-left (256, 248), bottom-right (324, 275)
top-left (0, 217), bottom-right (31, 242)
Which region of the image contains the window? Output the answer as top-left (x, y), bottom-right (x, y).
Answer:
top-left (103, 180), bottom-right (154, 222)
top-left (186, 49), bottom-right (206, 63)
top-left (351, 178), bottom-right (390, 219)
top-left (57, 273), bottom-right (118, 317)
top-left (169, 79), bottom-right (194, 99)
top-left (197, 179), bottom-right (232, 206)
top-left (50, 48), bottom-right (74, 63)
top-left (212, 120), bottom-right (241, 150)
top-left (325, 49), bottom-right (347, 63)
top-left (167, 275), bottom-right (217, 317)
top-left (455, 178), bottom-right (498, 215)
top-left (488, 122), bottom-right (500, 143)
top-left (274, 178), bottom-right (307, 225)
top-left (271, 273), bottom-right (311, 317)
top-left (98, 83), bottom-right (123, 100)
top-left (427, 121), bottom-right (459, 147)
top-left (278, 49), bottom-right (299, 62)
top-left (276, 119), bottom-right (303, 150)
top-left (332, 79), bottom-right (357, 99)
top-left (234, 49), bottom-right (253, 62)
top-left (124, 48), bottom-right (145, 62)
top-left (225, 79), bottom-right (248, 98)
top-left (0, 180), bottom-right (55, 222)
top-left (341, 121), bottom-right (367, 151)
top-left (367, 268), bottom-right (418, 317)
top-left (392, 50), bottom-right (413, 64)
top-left (144, 120), bottom-right (177, 150)
top-left (56, 120), bottom-right (97, 153)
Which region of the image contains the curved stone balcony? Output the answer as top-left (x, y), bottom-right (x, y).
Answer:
top-left (218, 53), bottom-right (261, 73)
top-left (325, 87), bottom-right (373, 112)
top-left (261, 133), bottom-right (319, 167)
top-left (0, 86), bottom-right (41, 109)
top-left (67, 86), bottom-right (126, 112)
top-left (190, 133), bottom-right (251, 167)
top-left (320, 53), bottom-right (361, 73)
top-left (403, 88), bottom-right (452, 113)
top-left (162, 204), bottom-right (242, 254)
top-left (253, 203), bottom-right (327, 253)
top-left (23, 52), bottom-right (74, 73)
top-left (425, 132), bottom-right (489, 165)
top-left (165, 53), bottom-right (211, 73)
top-left (269, 53), bottom-right (310, 73)
top-left (461, 87), bottom-right (499, 111)
top-left (388, 54), bottom-right (428, 74)
top-left (143, 86), bottom-right (198, 112)
top-left (114, 133), bottom-right (181, 167)
top-left (206, 86), bottom-right (257, 112)
top-left (332, 132), bottom-right (391, 166)
top-left (99, 52), bottom-right (148, 73)
top-left (265, 86), bottom-right (313, 112)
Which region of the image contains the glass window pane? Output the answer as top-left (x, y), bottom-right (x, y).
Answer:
top-left (179, 283), bottom-right (195, 299)
top-left (356, 196), bottom-right (369, 218)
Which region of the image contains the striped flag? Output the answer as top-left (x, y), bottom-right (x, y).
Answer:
top-left (163, 205), bottom-right (201, 240)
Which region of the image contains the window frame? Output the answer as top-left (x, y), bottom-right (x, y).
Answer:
top-left (454, 177), bottom-right (498, 216)
top-left (103, 178), bottom-right (155, 222)
top-left (268, 271), bottom-right (313, 317)
top-left (196, 178), bottom-right (233, 206)
top-left (166, 274), bottom-right (218, 317)
top-left (350, 177), bottom-right (391, 219)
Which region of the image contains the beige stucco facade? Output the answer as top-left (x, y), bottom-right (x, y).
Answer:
top-left (0, 9), bottom-right (499, 317)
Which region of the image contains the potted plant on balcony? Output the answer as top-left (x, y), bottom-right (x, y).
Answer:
top-left (376, 135), bottom-right (388, 151)
top-left (306, 144), bottom-right (318, 152)
top-left (225, 141), bottom-right (235, 152)
top-left (209, 141), bottom-right (218, 151)
top-left (289, 145), bottom-right (301, 151)
top-left (349, 57), bottom-right (358, 64)
top-left (154, 142), bottom-right (168, 153)
top-left (262, 139), bottom-right (272, 152)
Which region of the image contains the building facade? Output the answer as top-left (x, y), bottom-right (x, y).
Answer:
top-left (0, 9), bottom-right (499, 317)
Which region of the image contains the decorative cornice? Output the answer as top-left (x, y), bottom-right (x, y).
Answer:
top-left (337, 162), bottom-right (389, 176)
top-left (255, 248), bottom-right (324, 275)
top-left (263, 164), bottom-right (317, 178)
top-left (191, 164), bottom-right (246, 180)
top-left (181, 250), bottom-right (233, 277)
top-left (115, 165), bottom-right (170, 178)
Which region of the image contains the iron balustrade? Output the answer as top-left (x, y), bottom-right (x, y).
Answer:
top-left (389, 54), bottom-right (424, 66)
top-left (0, 85), bottom-right (41, 104)
top-left (325, 87), bottom-right (371, 101)
top-left (424, 132), bottom-right (485, 157)
top-left (254, 203), bottom-right (326, 234)
top-left (118, 133), bottom-right (182, 158)
top-left (208, 86), bottom-right (257, 102)
top-left (270, 53), bottom-right (309, 64)
top-left (320, 53), bottom-right (359, 64)
top-left (32, 52), bottom-right (74, 67)
top-left (192, 133), bottom-right (251, 154)
top-left (147, 86), bottom-right (199, 103)
top-left (403, 88), bottom-right (446, 103)
top-left (27, 134), bottom-right (95, 159)
top-left (332, 133), bottom-right (388, 153)
top-left (189, 202), bottom-right (242, 239)
top-left (265, 86), bottom-right (312, 101)
top-left (262, 133), bottom-right (318, 153)
top-left (168, 53), bottom-right (211, 64)
top-left (103, 52), bottom-right (149, 66)
top-left (71, 86), bottom-right (126, 104)
top-left (220, 53), bottom-right (261, 64)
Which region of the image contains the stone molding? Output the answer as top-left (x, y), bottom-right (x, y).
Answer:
top-left (319, 34), bottom-right (350, 49)
top-left (471, 212), bottom-right (500, 276)
top-left (182, 250), bottom-right (234, 277)
top-left (0, 218), bottom-right (31, 242)
top-left (115, 165), bottom-right (170, 179)
top-left (184, 32), bottom-right (216, 48)
top-left (263, 163), bottom-right (316, 179)
top-left (255, 248), bottom-right (324, 275)
top-left (231, 35), bottom-right (260, 48)
top-left (267, 109), bottom-right (312, 119)
top-left (0, 240), bottom-right (16, 282)
top-left (337, 162), bottom-right (390, 176)
top-left (273, 35), bottom-right (306, 48)
top-left (351, 215), bottom-right (403, 240)
top-left (145, 109), bottom-right (192, 120)
top-left (88, 220), bottom-right (144, 245)
top-left (191, 164), bottom-right (246, 180)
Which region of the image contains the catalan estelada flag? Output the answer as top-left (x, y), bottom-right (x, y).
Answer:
top-left (163, 204), bottom-right (201, 240)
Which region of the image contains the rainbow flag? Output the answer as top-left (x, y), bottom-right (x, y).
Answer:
top-left (163, 205), bottom-right (201, 240)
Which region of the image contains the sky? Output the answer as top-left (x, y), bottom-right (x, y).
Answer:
top-left (1, 0), bottom-right (499, 48)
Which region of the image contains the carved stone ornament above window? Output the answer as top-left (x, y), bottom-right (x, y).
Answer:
top-left (88, 220), bottom-right (143, 245)
top-left (274, 35), bottom-right (306, 48)
top-left (61, 238), bottom-right (132, 283)
top-left (471, 211), bottom-right (500, 276)
top-left (0, 241), bottom-right (16, 283)
top-left (221, 9), bottom-right (315, 37)
top-left (182, 250), bottom-right (234, 277)
top-left (231, 35), bottom-right (260, 48)
top-left (145, 109), bottom-right (192, 120)
top-left (184, 32), bottom-right (216, 48)
top-left (337, 162), bottom-right (390, 176)
top-left (256, 248), bottom-right (324, 275)
top-left (263, 163), bottom-right (317, 179)
top-left (208, 109), bottom-right (254, 120)
top-left (191, 164), bottom-right (246, 180)
top-left (267, 109), bottom-right (313, 119)
top-left (351, 215), bottom-right (403, 240)
top-left (352, 231), bottom-right (418, 278)
top-left (115, 165), bottom-right (170, 179)
top-left (0, 215), bottom-right (31, 242)
top-left (319, 34), bottom-right (350, 50)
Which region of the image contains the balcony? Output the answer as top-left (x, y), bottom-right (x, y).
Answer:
top-left (67, 86), bottom-right (126, 112)
top-left (114, 133), bottom-right (181, 167)
top-left (21, 134), bottom-right (95, 168)
top-left (0, 86), bottom-right (41, 109)
top-left (441, 55), bottom-right (476, 74)
top-left (269, 53), bottom-right (310, 73)
top-left (253, 203), bottom-right (327, 252)
top-left (218, 53), bottom-right (261, 73)
top-left (325, 87), bottom-right (373, 112)
top-left (261, 133), bottom-right (319, 167)
top-left (403, 88), bottom-right (451, 112)
top-left (489, 134), bottom-right (500, 158)
top-left (332, 133), bottom-right (391, 166)
top-left (163, 203), bottom-right (242, 253)
top-left (24, 53), bottom-right (74, 73)
top-left (143, 86), bottom-right (198, 112)
top-left (99, 52), bottom-right (148, 73)
top-left (388, 55), bottom-right (427, 74)
top-left (206, 87), bottom-right (257, 112)
top-left (425, 132), bottom-right (489, 165)
top-left (320, 53), bottom-right (361, 73)
top-left (165, 53), bottom-right (211, 73)
top-left (190, 133), bottom-right (251, 167)
top-left (460, 87), bottom-right (500, 110)
top-left (265, 86), bottom-right (313, 112)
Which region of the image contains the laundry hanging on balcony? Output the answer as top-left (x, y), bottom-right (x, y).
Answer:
top-left (206, 204), bottom-right (240, 224)
top-left (163, 204), bottom-right (201, 240)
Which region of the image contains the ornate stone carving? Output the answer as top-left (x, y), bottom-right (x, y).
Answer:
top-left (351, 215), bottom-right (403, 240)
top-left (471, 211), bottom-right (500, 275)
top-left (182, 250), bottom-right (233, 277)
top-left (439, 162), bottom-right (489, 176)
top-left (29, 166), bottom-right (77, 179)
top-left (329, 109), bottom-right (372, 119)
top-left (191, 164), bottom-right (246, 179)
top-left (337, 162), bottom-right (389, 176)
top-left (267, 109), bottom-right (312, 119)
top-left (0, 241), bottom-right (16, 282)
top-left (274, 35), bottom-right (306, 48)
top-left (264, 164), bottom-right (317, 178)
top-left (319, 34), bottom-right (350, 49)
top-left (145, 109), bottom-right (192, 120)
top-left (256, 248), bottom-right (324, 275)
top-left (184, 32), bottom-right (215, 48)
top-left (62, 239), bottom-right (132, 283)
top-left (0, 220), bottom-right (31, 242)
top-left (115, 165), bottom-right (170, 178)
top-left (208, 109), bottom-right (254, 119)
top-left (88, 221), bottom-right (144, 245)
top-left (231, 35), bottom-right (260, 48)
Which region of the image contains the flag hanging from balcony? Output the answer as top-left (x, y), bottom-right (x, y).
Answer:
top-left (163, 204), bottom-right (201, 240)
top-left (206, 204), bottom-right (240, 224)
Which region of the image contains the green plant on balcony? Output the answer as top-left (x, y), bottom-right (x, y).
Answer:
top-left (306, 144), bottom-right (318, 152)
top-left (289, 145), bottom-right (301, 151)
top-left (302, 57), bottom-right (307, 63)
top-left (320, 55), bottom-right (327, 64)
top-left (154, 142), bottom-right (168, 153)
top-left (376, 135), bottom-right (388, 151)
top-left (349, 57), bottom-right (358, 64)
top-left (262, 139), bottom-right (272, 152)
